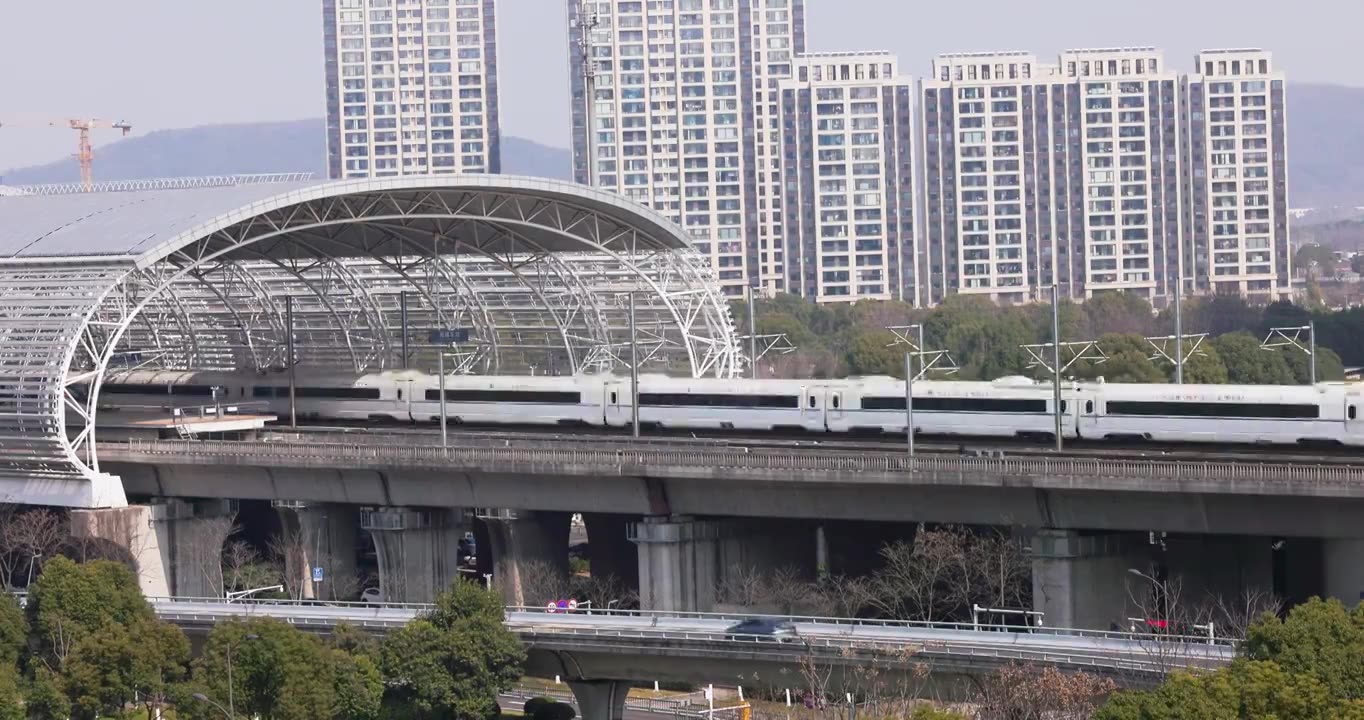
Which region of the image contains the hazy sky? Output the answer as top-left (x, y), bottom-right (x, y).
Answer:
top-left (1, 0), bottom-right (1358, 171)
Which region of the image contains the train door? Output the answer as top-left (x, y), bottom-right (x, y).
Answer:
top-left (1346, 392), bottom-right (1362, 444)
top-left (824, 388), bottom-right (844, 427)
top-left (603, 379), bottom-right (626, 426)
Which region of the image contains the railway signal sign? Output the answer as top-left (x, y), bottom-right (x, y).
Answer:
top-left (428, 329), bottom-right (470, 344)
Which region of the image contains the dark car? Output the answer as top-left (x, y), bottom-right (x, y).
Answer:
top-left (724, 618), bottom-right (798, 642)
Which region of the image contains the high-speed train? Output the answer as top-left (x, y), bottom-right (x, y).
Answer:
top-left (91, 369), bottom-right (1364, 448)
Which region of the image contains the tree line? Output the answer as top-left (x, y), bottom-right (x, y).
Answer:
top-left (734, 292), bottom-right (1358, 384)
top-left (0, 557), bottom-right (523, 720)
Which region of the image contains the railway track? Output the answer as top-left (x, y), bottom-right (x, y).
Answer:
top-left (264, 420), bottom-right (1364, 467)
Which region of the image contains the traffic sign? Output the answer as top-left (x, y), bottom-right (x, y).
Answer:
top-left (428, 329), bottom-right (470, 344)
top-left (312, 567), bottom-right (324, 583)
top-left (556, 599), bottom-right (569, 612)
top-left (546, 602), bottom-right (558, 613)
top-left (567, 599), bottom-right (578, 612)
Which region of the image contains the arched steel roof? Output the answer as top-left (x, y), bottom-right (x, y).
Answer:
top-left (0, 175), bottom-right (741, 509)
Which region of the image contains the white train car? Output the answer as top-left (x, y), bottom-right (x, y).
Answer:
top-left (832, 376), bottom-right (1081, 439)
top-left (1080, 382), bottom-right (1364, 446)
top-left (407, 373), bottom-right (606, 427)
top-left (605, 375), bottom-right (823, 431)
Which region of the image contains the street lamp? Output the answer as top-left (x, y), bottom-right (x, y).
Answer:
top-left (220, 632), bottom-right (260, 719)
top-left (1127, 568), bottom-right (1168, 628)
top-left (192, 693), bottom-right (234, 720)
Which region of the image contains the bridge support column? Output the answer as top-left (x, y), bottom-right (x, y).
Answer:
top-left (568, 680), bottom-right (628, 720)
top-left (482, 509), bottom-right (571, 607)
top-left (630, 516), bottom-right (720, 612)
top-left (71, 499), bottom-right (234, 598)
top-left (361, 507), bottom-right (466, 603)
top-left (1325, 538), bottom-right (1364, 607)
top-left (274, 502), bottom-right (359, 601)
top-left (1031, 529), bottom-right (1134, 630)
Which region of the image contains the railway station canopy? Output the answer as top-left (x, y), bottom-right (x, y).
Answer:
top-left (0, 174), bottom-right (742, 507)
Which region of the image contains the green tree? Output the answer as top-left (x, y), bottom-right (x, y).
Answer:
top-left (24, 667), bottom-right (70, 720)
top-left (1296, 243), bottom-right (1339, 280)
top-left (25, 557), bottom-right (153, 669)
top-left (1074, 334), bottom-right (1166, 383)
top-left (329, 622), bottom-right (381, 660)
top-left (62, 616), bottom-right (189, 720)
top-left (380, 580), bottom-right (525, 720)
top-left (1244, 598), bottom-right (1364, 700)
top-left (1084, 291), bottom-right (1156, 336)
top-left (1212, 332), bottom-right (1295, 385)
top-left (331, 648), bottom-right (383, 720)
top-left (0, 663), bottom-right (20, 720)
top-left (1181, 342), bottom-right (1230, 384)
top-left (0, 595), bottom-right (24, 670)
top-left (1279, 345), bottom-right (1346, 383)
top-left (194, 618), bottom-right (342, 720)
top-left (946, 312), bottom-right (1036, 381)
top-left (846, 329), bottom-right (903, 377)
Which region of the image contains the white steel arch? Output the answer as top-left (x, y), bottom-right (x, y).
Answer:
top-left (0, 175), bottom-right (741, 508)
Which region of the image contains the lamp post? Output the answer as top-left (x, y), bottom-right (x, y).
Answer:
top-left (222, 632), bottom-right (259, 719)
top-left (1127, 568), bottom-right (1167, 628)
top-left (191, 693), bottom-right (234, 720)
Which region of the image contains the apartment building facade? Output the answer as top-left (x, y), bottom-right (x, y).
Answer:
top-left (919, 48), bottom-right (1183, 305)
top-left (324, 0), bottom-right (502, 179)
top-left (1182, 49), bottom-right (1291, 300)
top-left (566, 0), bottom-right (805, 296)
top-left (778, 52), bottom-right (916, 302)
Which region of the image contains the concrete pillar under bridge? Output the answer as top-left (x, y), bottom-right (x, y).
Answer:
top-left (568, 680), bottom-right (628, 720)
top-left (630, 516), bottom-right (817, 613)
top-left (480, 509), bottom-right (571, 607)
top-left (1031, 529), bottom-right (1138, 630)
top-left (361, 507), bottom-right (467, 604)
top-left (71, 499), bottom-right (235, 599)
top-left (273, 502), bottom-right (360, 601)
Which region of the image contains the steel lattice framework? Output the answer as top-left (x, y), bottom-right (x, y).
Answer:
top-left (0, 176), bottom-right (741, 508)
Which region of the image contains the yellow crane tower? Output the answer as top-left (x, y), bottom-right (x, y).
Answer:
top-left (0, 118), bottom-right (133, 187)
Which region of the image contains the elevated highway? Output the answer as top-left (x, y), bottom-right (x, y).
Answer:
top-left (146, 597), bottom-right (1232, 688)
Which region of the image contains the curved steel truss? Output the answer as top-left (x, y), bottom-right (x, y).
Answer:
top-left (0, 176), bottom-right (741, 508)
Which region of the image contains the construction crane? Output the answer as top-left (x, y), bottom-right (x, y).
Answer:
top-left (0, 118), bottom-right (133, 187)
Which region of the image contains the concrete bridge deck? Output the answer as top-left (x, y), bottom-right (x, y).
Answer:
top-left (100, 435), bottom-right (1364, 536)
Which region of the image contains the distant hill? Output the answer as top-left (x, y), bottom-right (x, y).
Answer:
top-left (4, 83), bottom-right (1364, 207)
top-left (0, 119), bottom-right (571, 185)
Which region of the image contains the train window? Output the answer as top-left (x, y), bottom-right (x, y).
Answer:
top-left (424, 389), bottom-right (583, 404)
top-left (1086, 400), bottom-right (1094, 414)
top-left (1351, 405), bottom-right (1358, 421)
top-left (611, 392), bottom-right (618, 404)
top-left (861, 396), bottom-right (1046, 413)
top-left (639, 393), bottom-right (799, 409)
top-left (297, 387), bottom-right (382, 400)
top-left (808, 395), bottom-right (816, 409)
top-left (397, 388), bottom-right (403, 400)
top-left (832, 395), bottom-right (841, 410)
top-left (1106, 401), bottom-right (1320, 419)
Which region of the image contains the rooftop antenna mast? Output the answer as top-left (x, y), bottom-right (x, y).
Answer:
top-left (576, 2), bottom-right (602, 187)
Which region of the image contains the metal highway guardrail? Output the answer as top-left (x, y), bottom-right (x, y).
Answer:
top-left (7, 594), bottom-right (1232, 677)
top-left (101, 437), bottom-right (1364, 496)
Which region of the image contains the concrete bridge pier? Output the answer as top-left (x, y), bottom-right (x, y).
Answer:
top-left (274, 502), bottom-right (359, 601)
top-left (1031, 529), bottom-right (1138, 630)
top-left (72, 499), bottom-right (235, 599)
top-left (1325, 538), bottom-right (1364, 607)
top-left (568, 680), bottom-right (628, 720)
top-left (481, 509), bottom-right (572, 607)
top-left (361, 507), bottom-right (466, 603)
top-left (630, 516), bottom-right (720, 612)
top-left (630, 516), bottom-right (818, 612)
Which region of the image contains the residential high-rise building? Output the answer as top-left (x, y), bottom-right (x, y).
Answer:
top-left (324, 0), bottom-right (502, 180)
top-left (919, 48), bottom-right (1183, 306)
top-left (567, 0), bottom-right (805, 297)
top-left (778, 52), bottom-right (916, 302)
top-left (1182, 49), bottom-right (1291, 300)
